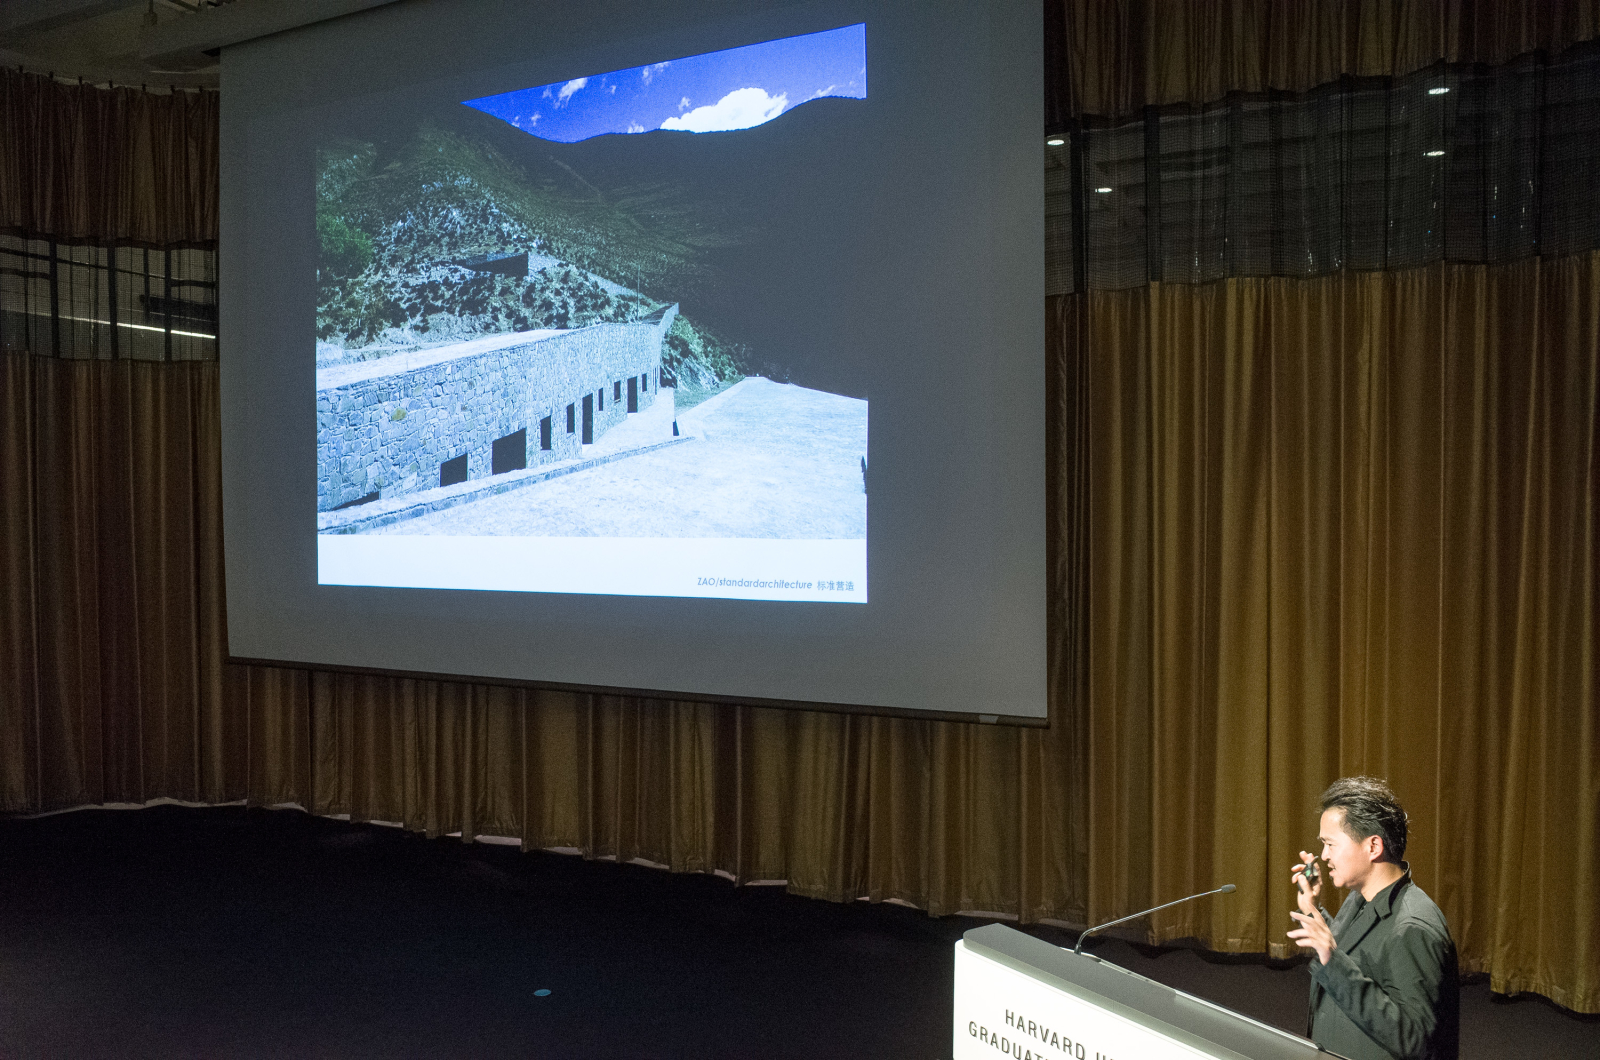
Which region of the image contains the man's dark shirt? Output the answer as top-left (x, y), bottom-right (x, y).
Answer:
top-left (1306, 867), bottom-right (1459, 1060)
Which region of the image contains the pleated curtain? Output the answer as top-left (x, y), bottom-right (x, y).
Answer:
top-left (1049, 0), bottom-right (1600, 124)
top-left (1081, 261), bottom-right (1596, 1007)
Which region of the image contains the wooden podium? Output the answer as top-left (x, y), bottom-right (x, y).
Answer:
top-left (954, 924), bottom-right (1337, 1060)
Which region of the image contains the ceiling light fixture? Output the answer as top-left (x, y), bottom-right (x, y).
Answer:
top-left (1428, 86), bottom-right (1449, 95)
top-left (1094, 187), bottom-right (1112, 193)
top-left (1425, 149), bottom-right (1446, 157)
top-left (1046, 137), bottom-right (1065, 146)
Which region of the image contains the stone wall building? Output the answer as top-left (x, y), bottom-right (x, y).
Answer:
top-left (316, 304), bottom-right (676, 511)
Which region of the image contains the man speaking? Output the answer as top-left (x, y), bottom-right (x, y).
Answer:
top-left (1287, 777), bottom-right (1460, 1060)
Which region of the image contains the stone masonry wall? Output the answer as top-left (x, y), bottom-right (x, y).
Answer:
top-left (316, 305), bottom-right (676, 511)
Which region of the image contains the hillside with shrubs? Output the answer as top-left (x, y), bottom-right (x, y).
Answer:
top-left (315, 116), bottom-right (752, 397)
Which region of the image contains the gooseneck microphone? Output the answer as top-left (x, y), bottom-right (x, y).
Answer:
top-left (1073, 884), bottom-right (1237, 955)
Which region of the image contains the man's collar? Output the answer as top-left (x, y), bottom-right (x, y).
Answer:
top-left (1365, 862), bottom-right (1411, 915)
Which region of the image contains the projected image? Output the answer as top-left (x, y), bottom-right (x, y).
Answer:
top-left (314, 25), bottom-right (869, 601)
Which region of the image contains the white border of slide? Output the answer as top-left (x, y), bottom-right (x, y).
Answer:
top-left (319, 535), bottom-right (866, 602)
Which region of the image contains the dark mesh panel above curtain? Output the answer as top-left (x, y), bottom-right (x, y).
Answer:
top-left (0, 234), bottom-right (217, 361)
top-left (0, 70), bottom-right (218, 361)
top-left (1046, 44), bottom-right (1600, 292)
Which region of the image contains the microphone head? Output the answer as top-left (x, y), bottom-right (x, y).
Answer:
top-left (1218, 884), bottom-right (1237, 893)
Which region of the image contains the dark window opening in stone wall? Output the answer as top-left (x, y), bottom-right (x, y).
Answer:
top-left (566, 403), bottom-right (575, 434)
top-left (582, 394), bottom-right (594, 444)
top-left (539, 416), bottom-right (552, 451)
top-left (492, 429), bottom-right (527, 475)
top-left (440, 453), bottom-right (468, 487)
top-left (627, 376), bottom-right (638, 413)
top-left (598, 388), bottom-right (604, 412)
top-left (333, 491), bottom-right (379, 510)
top-left (613, 380), bottom-right (621, 402)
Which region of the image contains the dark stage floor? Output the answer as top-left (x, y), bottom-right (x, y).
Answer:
top-left (1, 806), bottom-right (1592, 1058)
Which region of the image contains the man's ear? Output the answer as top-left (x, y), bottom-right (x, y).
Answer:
top-left (1365, 834), bottom-right (1386, 863)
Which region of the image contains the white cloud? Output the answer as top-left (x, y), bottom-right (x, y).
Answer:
top-left (660, 87), bottom-right (788, 133)
top-left (556, 77), bottom-right (587, 105)
top-left (627, 121), bottom-right (645, 133)
top-left (678, 96), bottom-right (691, 111)
top-left (610, 84), bottom-right (617, 94)
top-left (641, 61), bottom-right (668, 85)
top-left (529, 112), bottom-right (540, 125)
top-left (542, 86), bottom-right (553, 99)
top-left (808, 84), bottom-right (838, 100)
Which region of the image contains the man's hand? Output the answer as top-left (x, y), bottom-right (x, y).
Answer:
top-left (1289, 851), bottom-right (1322, 916)
top-left (1288, 906), bottom-right (1336, 965)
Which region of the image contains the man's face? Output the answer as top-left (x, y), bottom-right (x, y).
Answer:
top-left (1318, 807), bottom-right (1379, 892)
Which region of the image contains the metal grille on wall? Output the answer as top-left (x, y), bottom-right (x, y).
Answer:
top-left (0, 234), bottom-right (217, 360)
top-left (1046, 43), bottom-right (1600, 294)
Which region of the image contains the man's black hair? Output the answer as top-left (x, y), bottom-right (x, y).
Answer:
top-left (1320, 776), bottom-right (1408, 862)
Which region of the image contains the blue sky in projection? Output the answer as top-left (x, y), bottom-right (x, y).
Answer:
top-left (462, 23), bottom-right (865, 143)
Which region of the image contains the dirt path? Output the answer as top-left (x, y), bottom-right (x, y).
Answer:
top-left (372, 378), bottom-right (867, 538)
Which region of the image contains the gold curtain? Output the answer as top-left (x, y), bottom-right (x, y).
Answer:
top-left (1085, 254), bottom-right (1597, 1011)
top-left (1055, 0), bottom-right (1600, 120)
top-left (0, 71), bottom-right (218, 244)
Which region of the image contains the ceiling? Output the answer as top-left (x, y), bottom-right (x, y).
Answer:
top-left (0, 0), bottom-right (232, 89)
top-left (0, 0), bottom-right (400, 90)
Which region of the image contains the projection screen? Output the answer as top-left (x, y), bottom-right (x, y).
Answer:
top-left (220, 0), bottom-right (1046, 721)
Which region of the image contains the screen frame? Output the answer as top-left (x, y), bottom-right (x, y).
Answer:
top-left (219, 0), bottom-right (1049, 726)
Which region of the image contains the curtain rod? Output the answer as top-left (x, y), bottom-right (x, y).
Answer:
top-left (6, 66), bottom-right (211, 95)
